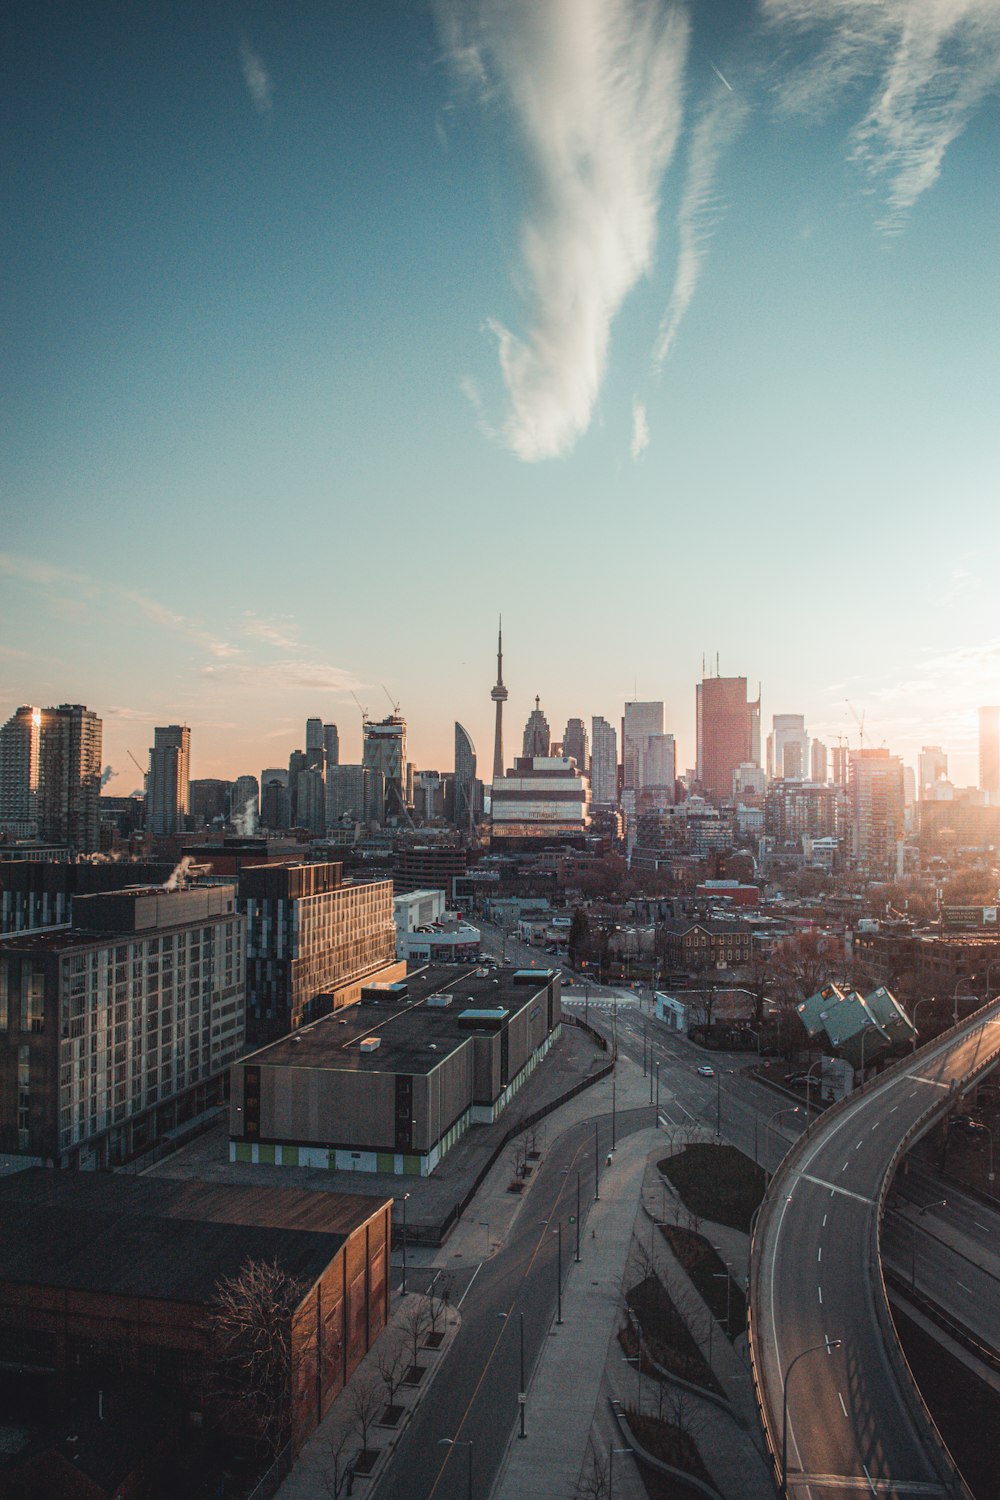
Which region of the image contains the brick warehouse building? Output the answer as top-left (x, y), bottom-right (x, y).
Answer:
top-left (0, 1172), bottom-right (391, 1462)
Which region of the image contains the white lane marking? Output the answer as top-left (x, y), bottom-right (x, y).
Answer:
top-left (457, 1260), bottom-right (483, 1308)
top-left (842, 1161), bottom-right (850, 1172)
top-left (818, 1247), bottom-right (822, 1262)
top-left (889, 1105), bottom-right (899, 1113)
top-left (870, 1121), bottom-right (879, 1130)
top-left (975, 1221), bottom-right (989, 1231)
top-left (822, 1214), bottom-right (828, 1227)
top-left (818, 1285), bottom-right (823, 1304)
top-left (863, 1462), bottom-right (877, 1495)
top-left (794, 1172), bottom-right (875, 1206)
top-left (956, 1281), bottom-right (972, 1293)
top-left (839, 1391), bottom-right (848, 1417)
top-left (855, 1141), bottom-right (863, 1150)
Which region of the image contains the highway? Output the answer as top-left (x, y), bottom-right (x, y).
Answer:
top-left (751, 1002), bottom-right (1000, 1500)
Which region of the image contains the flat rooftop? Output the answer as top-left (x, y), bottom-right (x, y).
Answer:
top-left (245, 963), bottom-right (558, 1076)
top-left (0, 1170), bottom-right (390, 1304)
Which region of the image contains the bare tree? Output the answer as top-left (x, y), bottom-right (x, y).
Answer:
top-left (376, 1333), bottom-right (409, 1415)
top-left (397, 1295), bottom-right (431, 1371)
top-left (208, 1257), bottom-right (309, 1459)
top-left (426, 1273), bottom-right (454, 1340)
top-left (527, 1120), bottom-right (547, 1157)
top-left (321, 1423), bottom-right (356, 1499)
top-left (350, 1371), bottom-right (384, 1457)
top-left (574, 1433), bottom-right (610, 1500)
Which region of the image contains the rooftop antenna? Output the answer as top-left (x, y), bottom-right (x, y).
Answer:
top-left (716, 651), bottom-right (720, 676)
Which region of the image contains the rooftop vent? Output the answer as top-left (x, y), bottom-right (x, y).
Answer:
top-left (359, 1037), bottom-right (382, 1053)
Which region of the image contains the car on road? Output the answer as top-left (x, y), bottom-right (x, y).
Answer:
top-left (785, 1073), bottom-right (812, 1088)
top-left (952, 1114), bottom-right (988, 1136)
top-left (696, 1064), bottom-right (715, 1077)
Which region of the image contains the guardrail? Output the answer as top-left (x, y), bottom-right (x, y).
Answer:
top-left (747, 999), bottom-right (1000, 1499)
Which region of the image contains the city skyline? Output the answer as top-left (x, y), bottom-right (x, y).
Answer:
top-left (3, 2), bottom-right (999, 785)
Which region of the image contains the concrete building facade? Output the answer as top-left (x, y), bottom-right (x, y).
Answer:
top-left (590, 715), bottom-right (618, 807)
top-left (0, 886), bottom-right (244, 1169)
top-left (238, 862), bottom-right (401, 1043)
top-left (229, 965), bottom-right (562, 1176)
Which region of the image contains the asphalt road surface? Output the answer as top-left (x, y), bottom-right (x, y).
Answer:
top-left (752, 1003), bottom-right (1000, 1500)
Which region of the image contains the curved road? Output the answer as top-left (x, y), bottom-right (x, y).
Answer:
top-left (752, 1003), bottom-right (1000, 1500)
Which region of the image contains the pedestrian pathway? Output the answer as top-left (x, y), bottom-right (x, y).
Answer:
top-left (274, 1293), bottom-right (462, 1500)
top-left (492, 1127), bottom-right (658, 1500)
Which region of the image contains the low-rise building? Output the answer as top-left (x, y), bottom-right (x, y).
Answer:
top-left (657, 917), bottom-right (753, 973)
top-left (229, 964), bottom-right (562, 1176)
top-left (490, 757), bottom-right (591, 848)
top-left (0, 1170), bottom-right (391, 1458)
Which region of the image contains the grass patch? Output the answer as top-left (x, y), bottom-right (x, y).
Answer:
top-left (660, 1225), bottom-right (746, 1342)
top-left (627, 1409), bottom-right (714, 1491)
top-left (659, 1143), bottom-right (766, 1232)
top-left (624, 1275), bottom-right (724, 1397)
top-left (891, 1307), bottom-right (1000, 1500)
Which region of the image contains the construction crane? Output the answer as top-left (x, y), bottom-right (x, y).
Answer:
top-left (381, 685), bottom-right (401, 717)
top-left (351, 691), bottom-right (369, 726)
top-left (846, 701), bottom-right (866, 751)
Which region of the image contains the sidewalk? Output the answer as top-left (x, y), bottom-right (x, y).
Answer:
top-left (492, 1127), bottom-right (658, 1500)
top-left (274, 1292), bottom-right (462, 1499)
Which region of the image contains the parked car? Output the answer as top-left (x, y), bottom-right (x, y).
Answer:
top-left (952, 1115), bottom-right (988, 1136)
top-left (785, 1074), bottom-right (812, 1088)
top-left (697, 1064), bottom-right (715, 1078)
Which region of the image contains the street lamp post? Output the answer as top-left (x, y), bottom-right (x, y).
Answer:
top-left (609, 1443), bottom-right (631, 1497)
top-left (781, 1340), bottom-right (842, 1496)
top-left (519, 1310), bottom-right (526, 1438)
top-left (556, 1220), bottom-right (564, 1325)
top-left (655, 1061), bottom-right (661, 1120)
top-left (480, 1220), bottom-right (490, 1258)
top-left (612, 1076), bottom-right (617, 1151)
top-left (716, 1070), bottom-right (722, 1137)
top-left (398, 1191), bottom-right (410, 1295)
top-left (804, 1058), bottom-right (825, 1121)
top-left (575, 1171), bottom-right (582, 1263)
top-left (953, 975), bottom-right (974, 1027)
top-left (764, 1107), bottom-right (801, 1178)
top-left (437, 1438), bottom-right (473, 1500)
top-left (594, 1121), bottom-right (600, 1201)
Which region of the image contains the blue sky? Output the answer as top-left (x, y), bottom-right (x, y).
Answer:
top-left (2, 1), bottom-right (999, 790)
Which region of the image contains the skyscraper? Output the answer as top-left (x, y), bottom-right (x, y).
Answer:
top-left (491, 619), bottom-right (508, 781)
top-left (810, 739), bottom-right (828, 784)
top-left (363, 715), bottom-right (407, 821)
top-left (324, 723), bottom-right (340, 768)
top-left (230, 774), bottom-right (259, 834)
top-left (0, 706), bottom-right (41, 829)
top-left (454, 722), bottom-right (478, 831)
top-left (696, 675), bottom-right (760, 802)
top-left (918, 746), bottom-right (947, 798)
top-left (849, 748), bottom-right (905, 876)
top-left (767, 714), bottom-right (809, 781)
top-left (305, 717), bottom-right (325, 770)
top-left (979, 708), bottom-right (1000, 802)
top-left (641, 733), bottom-right (676, 803)
top-left (563, 718), bottom-right (588, 771)
top-left (591, 716), bottom-right (618, 806)
top-left (622, 702), bottom-right (664, 790)
top-left (146, 724), bottom-right (190, 836)
top-left (37, 704), bottom-right (103, 851)
top-left (522, 697), bottom-right (551, 757)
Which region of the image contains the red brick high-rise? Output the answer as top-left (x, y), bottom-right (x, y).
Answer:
top-left (696, 673), bottom-right (760, 802)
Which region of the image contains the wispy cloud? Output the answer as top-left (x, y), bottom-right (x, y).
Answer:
top-left (242, 612), bottom-right (300, 650)
top-left (200, 660), bottom-right (363, 694)
top-left (436, 0), bottom-right (690, 461)
top-left (630, 397), bottom-right (650, 460)
top-left (762, 0), bottom-right (1000, 231)
top-left (654, 86), bottom-right (747, 367)
top-left (239, 37), bottom-right (273, 115)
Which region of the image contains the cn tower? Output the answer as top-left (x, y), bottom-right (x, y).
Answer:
top-left (491, 618), bottom-right (508, 782)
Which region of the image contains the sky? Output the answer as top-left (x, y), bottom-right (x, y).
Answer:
top-left (2, 0), bottom-right (1000, 792)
